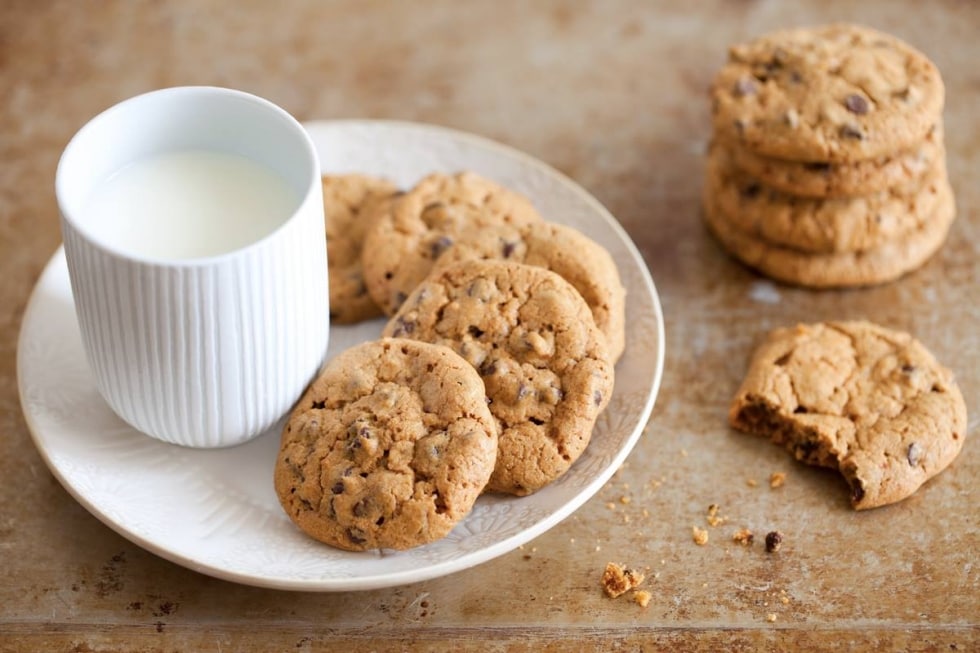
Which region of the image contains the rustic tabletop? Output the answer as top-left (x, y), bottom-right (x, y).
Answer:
top-left (2, 1), bottom-right (977, 651)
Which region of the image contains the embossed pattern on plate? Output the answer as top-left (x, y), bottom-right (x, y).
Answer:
top-left (17, 120), bottom-right (665, 591)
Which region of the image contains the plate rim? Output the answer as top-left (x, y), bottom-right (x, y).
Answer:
top-left (16, 118), bottom-right (666, 591)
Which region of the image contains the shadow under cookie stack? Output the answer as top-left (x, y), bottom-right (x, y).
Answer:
top-left (704, 24), bottom-right (953, 288)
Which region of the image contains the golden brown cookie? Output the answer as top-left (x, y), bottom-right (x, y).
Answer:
top-left (704, 143), bottom-right (950, 254)
top-left (711, 24), bottom-right (944, 162)
top-left (724, 123), bottom-right (944, 199)
top-left (702, 179), bottom-right (955, 287)
top-left (429, 221), bottom-right (627, 361)
top-left (275, 338), bottom-right (498, 551)
top-left (729, 321), bottom-right (967, 510)
top-left (361, 172), bottom-right (543, 315)
top-left (322, 174), bottom-right (399, 324)
top-left (382, 260), bottom-right (614, 496)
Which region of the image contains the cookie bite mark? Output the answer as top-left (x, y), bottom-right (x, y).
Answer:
top-left (729, 321), bottom-right (967, 510)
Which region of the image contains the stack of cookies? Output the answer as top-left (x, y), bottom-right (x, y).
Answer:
top-left (275, 171), bottom-right (626, 551)
top-left (704, 24), bottom-right (954, 288)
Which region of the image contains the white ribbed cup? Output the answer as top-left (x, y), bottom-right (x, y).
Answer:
top-left (56, 87), bottom-right (329, 447)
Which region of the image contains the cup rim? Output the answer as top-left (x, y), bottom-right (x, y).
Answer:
top-left (55, 85), bottom-right (320, 267)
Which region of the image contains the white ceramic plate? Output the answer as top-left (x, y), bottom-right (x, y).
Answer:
top-left (18, 120), bottom-right (665, 591)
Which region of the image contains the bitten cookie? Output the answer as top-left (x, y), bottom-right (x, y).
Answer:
top-left (702, 180), bottom-right (955, 287)
top-left (725, 122), bottom-right (944, 199)
top-left (362, 172), bottom-right (543, 315)
top-left (729, 321), bottom-right (967, 510)
top-left (711, 24), bottom-right (944, 162)
top-left (705, 143), bottom-right (950, 254)
top-left (322, 174), bottom-right (400, 324)
top-left (382, 260), bottom-right (615, 496)
top-left (430, 221), bottom-right (627, 361)
top-left (275, 338), bottom-right (498, 551)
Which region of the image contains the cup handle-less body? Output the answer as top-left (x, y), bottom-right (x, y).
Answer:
top-left (57, 87), bottom-right (329, 447)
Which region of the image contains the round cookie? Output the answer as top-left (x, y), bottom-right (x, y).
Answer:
top-left (322, 174), bottom-right (400, 324)
top-left (711, 24), bottom-right (945, 162)
top-left (382, 260), bottom-right (615, 496)
top-left (429, 221), bottom-right (627, 361)
top-left (728, 321), bottom-right (967, 510)
top-left (275, 338), bottom-right (498, 551)
top-left (362, 172), bottom-right (543, 315)
top-left (705, 143), bottom-right (950, 254)
top-left (725, 122), bottom-right (944, 199)
top-left (702, 179), bottom-right (955, 288)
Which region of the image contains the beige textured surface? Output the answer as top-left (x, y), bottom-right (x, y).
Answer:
top-left (1, 1), bottom-right (977, 651)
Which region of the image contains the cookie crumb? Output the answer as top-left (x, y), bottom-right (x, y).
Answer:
top-left (692, 526), bottom-right (709, 546)
top-left (765, 531), bottom-right (783, 553)
top-left (766, 613), bottom-right (778, 623)
top-left (732, 528), bottom-right (754, 546)
top-left (601, 562), bottom-right (646, 598)
top-left (769, 472), bottom-right (786, 488)
top-left (706, 504), bottom-right (727, 527)
top-left (746, 478), bottom-right (759, 488)
top-left (619, 495), bottom-right (631, 505)
top-left (633, 590), bottom-right (652, 608)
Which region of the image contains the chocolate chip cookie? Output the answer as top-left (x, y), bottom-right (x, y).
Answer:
top-left (430, 221), bottom-right (627, 361)
top-left (725, 122), bottom-right (944, 199)
top-left (362, 172), bottom-right (543, 315)
top-left (322, 174), bottom-right (400, 324)
top-left (711, 24), bottom-right (944, 162)
top-left (705, 143), bottom-right (950, 254)
top-left (729, 321), bottom-right (967, 510)
top-left (275, 338), bottom-right (498, 551)
top-left (382, 260), bottom-right (615, 496)
top-left (702, 179), bottom-right (955, 287)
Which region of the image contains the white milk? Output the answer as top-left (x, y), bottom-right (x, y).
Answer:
top-left (81, 149), bottom-right (300, 260)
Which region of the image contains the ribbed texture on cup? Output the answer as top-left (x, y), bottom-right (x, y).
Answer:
top-left (62, 203), bottom-right (328, 448)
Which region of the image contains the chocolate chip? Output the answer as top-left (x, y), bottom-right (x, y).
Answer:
top-left (390, 316), bottom-right (416, 337)
top-left (529, 417), bottom-right (545, 426)
top-left (804, 162), bottom-right (831, 173)
top-left (593, 390), bottom-right (602, 406)
top-left (430, 235), bottom-right (454, 257)
top-left (844, 93), bottom-right (869, 115)
top-left (907, 442), bottom-right (923, 466)
top-left (501, 241), bottom-right (518, 258)
top-left (764, 531), bottom-right (783, 553)
top-left (517, 384), bottom-right (531, 400)
top-left (347, 528), bottom-right (366, 545)
top-left (478, 359), bottom-right (497, 376)
top-left (901, 363), bottom-right (916, 373)
top-left (839, 123), bottom-right (864, 140)
top-left (793, 405), bottom-right (808, 414)
top-left (468, 325), bottom-right (485, 338)
top-left (850, 482), bottom-right (865, 504)
top-left (393, 291), bottom-right (408, 308)
top-left (331, 481), bottom-right (344, 495)
top-left (352, 499), bottom-right (369, 517)
top-left (733, 76), bottom-right (757, 97)
top-left (741, 183), bottom-right (761, 199)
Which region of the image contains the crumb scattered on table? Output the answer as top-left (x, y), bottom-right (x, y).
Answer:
top-left (706, 504), bottom-right (727, 527)
top-left (633, 590), bottom-right (652, 607)
top-left (692, 526), bottom-right (709, 546)
top-left (746, 478), bottom-right (759, 488)
top-left (765, 531), bottom-right (783, 553)
top-left (601, 562), bottom-right (646, 598)
top-left (732, 528), bottom-right (754, 545)
top-left (770, 472), bottom-right (786, 488)
top-left (766, 612), bottom-right (778, 623)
